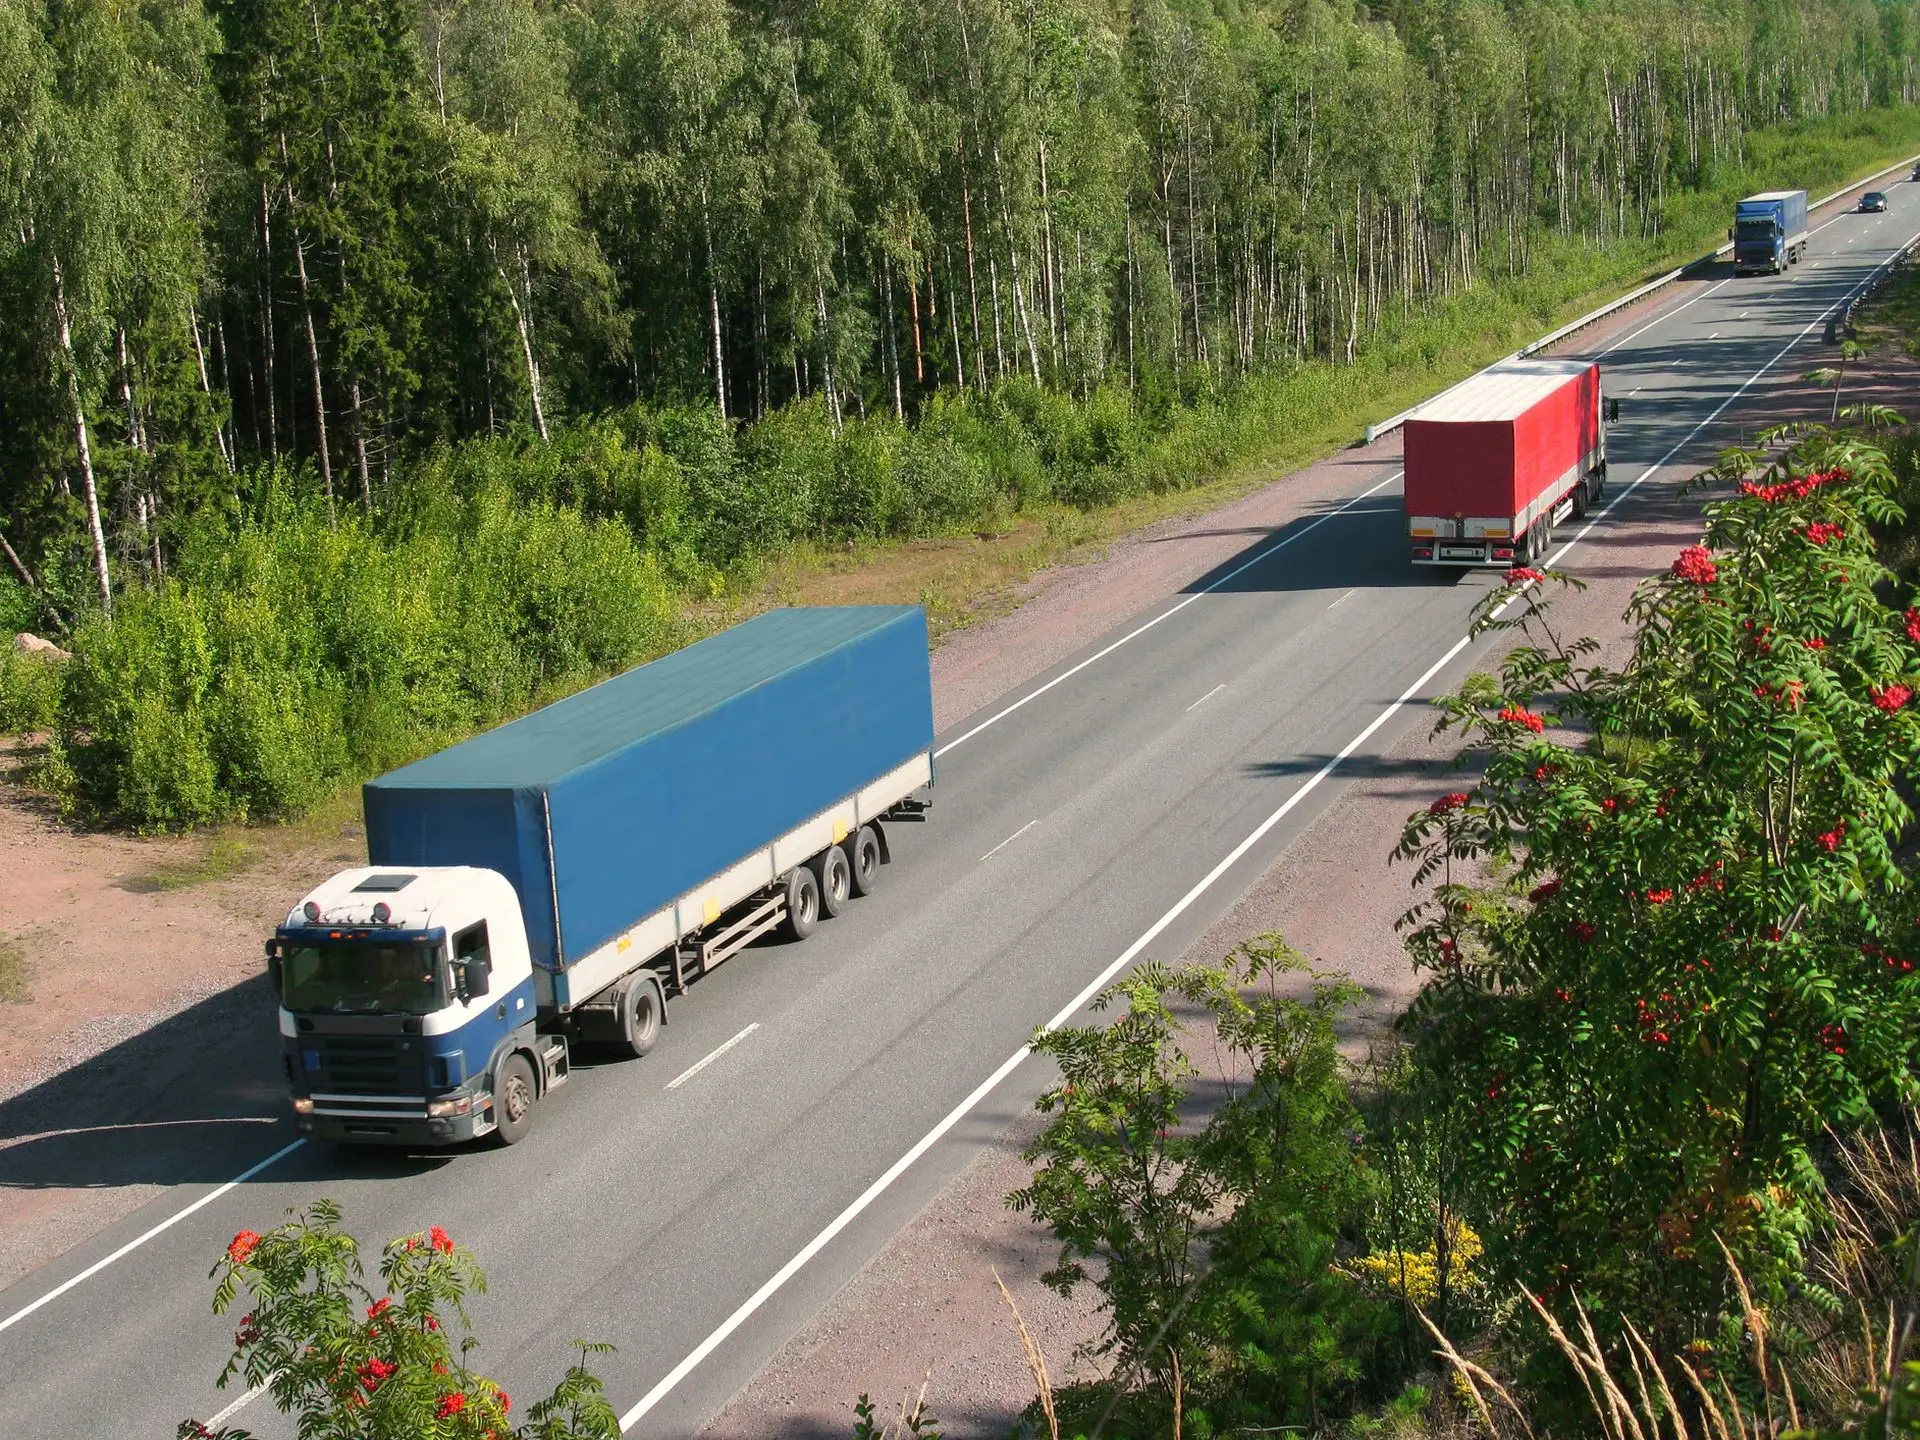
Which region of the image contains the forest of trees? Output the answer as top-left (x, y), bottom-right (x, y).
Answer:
top-left (5, 0), bottom-right (1920, 611)
top-left (6, 0), bottom-right (1920, 827)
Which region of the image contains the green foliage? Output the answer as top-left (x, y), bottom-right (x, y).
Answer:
top-left (180, 1200), bottom-right (617, 1439)
top-left (52, 479), bottom-right (677, 827)
top-left (0, 644), bottom-right (63, 734)
top-left (1011, 936), bottom-right (1393, 1434)
top-left (1394, 426), bottom-right (1920, 1347)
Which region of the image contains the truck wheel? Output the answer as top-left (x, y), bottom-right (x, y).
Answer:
top-left (812, 844), bottom-right (852, 918)
top-left (782, 866), bottom-right (820, 941)
top-left (494, 1053), bottom-right (536, 1145)
top-left (618, 972), bottom-right (664, 1058)
top-left (846, 826), bottom-right (882, 897)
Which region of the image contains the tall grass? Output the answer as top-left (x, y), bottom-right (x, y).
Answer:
top-left (7, 109), bottom-right (1920, 828)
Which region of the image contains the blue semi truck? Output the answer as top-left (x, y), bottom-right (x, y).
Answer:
top-left (1731, 189), bottom-right (1809, 275)
top-left (267, 606), bottom-right (936, 1146)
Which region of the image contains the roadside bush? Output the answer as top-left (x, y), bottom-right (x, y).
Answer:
top-left (1393, 422), bottom-right (1920, 1346)
top-left (1011, 937), bottom-right (1398, 1436)
top-left (0, 643), bottom-right (63, 734)
top-left (181, 1201), bottom-right (617, 1439)
top-left (54, 487), bottom-right (678, 828)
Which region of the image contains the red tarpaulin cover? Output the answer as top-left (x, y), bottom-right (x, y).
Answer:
top-left (1403, 360), bottom-right (1600, 521)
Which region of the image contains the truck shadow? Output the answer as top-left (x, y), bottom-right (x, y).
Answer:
top-left (1173, 494), bottom-right (1466, 595)
top-left (0, 973), bottom-right (441, 1192)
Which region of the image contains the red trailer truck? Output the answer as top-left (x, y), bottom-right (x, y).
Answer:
top-left (1403, 358), bottom-right (1612, 567)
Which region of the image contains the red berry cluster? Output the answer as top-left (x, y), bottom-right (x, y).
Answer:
top-left (1500, 705), bottom-right (1546, 733)
top-left (1804, 521), bottom-right (1844, 546)
top-left (1874, 684), bottom-right (1913, 712)
top-left (1671, 545), bottom-right (1718, 584)
top-left (1738, 468), bottom-right (1843, 503)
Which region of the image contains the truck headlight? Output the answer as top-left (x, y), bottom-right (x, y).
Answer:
top-left (291, 1097), bottom-right (315, 1114)
top-left (427, 1095), bottom-right (475, 1118)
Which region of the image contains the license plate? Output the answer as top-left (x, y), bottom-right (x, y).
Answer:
top-left (1440, 546), bottom-right (1484, 561)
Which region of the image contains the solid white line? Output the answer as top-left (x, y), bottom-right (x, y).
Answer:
top-left (1708, 331), bottom-right (1720, 339)
top-left (614, 223), bottom-right (1920, 1436)
top-left (205, 1379), bottom-right (273, 1427)
top-left (980, 819), bottom-right (1039, 862)
top-left (1326, 589), bottom-right (1358, 611)
top-left (619, 630), bottom-right (1479, 1434)
top-left (666, 1024), bottom-right (760, 1091)
top-left (931, 471), bottom-right (1403, 759)
top-left (0, 1138), bottom-right (307, 1337)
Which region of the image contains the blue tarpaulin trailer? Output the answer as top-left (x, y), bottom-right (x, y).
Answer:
top-left (1732, 189), bottom-right (1809, 275)
top-left (274, 606), bottom-right (936, 1145)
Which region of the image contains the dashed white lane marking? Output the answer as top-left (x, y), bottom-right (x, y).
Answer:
top-left (932, 471), bottom-right (1404, 759)
top-left (667, 1024), bottom-right (760, 1091)
top-left (0, 1138), bottom-right (308, 1338)
top-left (614, 218), bottom-right (1920, 1438)
top-left (1598, 278), bottom-right (1733, 356)
top-left (1326, 589), bottom-right (1358, 611)
top-left (1185, 682), bottom-right (1228, 712)
top-left (979, 820), bottom-right (1039, 862)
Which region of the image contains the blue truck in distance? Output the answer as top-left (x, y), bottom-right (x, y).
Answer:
top-left (267, 606), bottom-right (936, 1147)
top-left (1731, 189), bottom-right (1809, 275)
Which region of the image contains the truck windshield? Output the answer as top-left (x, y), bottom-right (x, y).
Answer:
top-left (281, 941), bottom-right (447, 1015)
top-left (1735, 217), bottom-right (1777, 233)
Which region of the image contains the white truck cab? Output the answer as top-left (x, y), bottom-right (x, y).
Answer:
top-left (270, 866), bottom-right (561, 1144)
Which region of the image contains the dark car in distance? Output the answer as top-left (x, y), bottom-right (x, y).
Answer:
top-left (1862, 190), bottom-right (1890, 213)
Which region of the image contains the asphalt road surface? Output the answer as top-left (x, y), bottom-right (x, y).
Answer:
top-left (4, 179), bottom-right (1918, 1439)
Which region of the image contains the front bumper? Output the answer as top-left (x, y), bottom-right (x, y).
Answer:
top-left (292, 1090), bottom-right (497, 1146)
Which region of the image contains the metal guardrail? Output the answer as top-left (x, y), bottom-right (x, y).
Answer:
top-left (1361, 150), bottom-right (1920, 444)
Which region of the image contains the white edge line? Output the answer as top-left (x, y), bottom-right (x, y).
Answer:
top-left (666, 1023), bottom-right (761, 1091)
top-left (620, 622), bottom-right (1478, 1433)
top-left (979, 819), bottom-right (1039, 863)
top-left (616, 225), bottom-right (1920, 1433)
top-left (932, 471), bottom-right (1402, 759)
top-left (0, 1137), bottom-right (307, 1337)
top-left (206, 1378), bottom-right (274, 1427)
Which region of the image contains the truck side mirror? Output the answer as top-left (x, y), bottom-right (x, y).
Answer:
top-left (1607, 398), bottom-right (1621, 422)
top-left (464, 953), bottom-right (492, 999)
top-left (264, 940), bottom-right (283, 994)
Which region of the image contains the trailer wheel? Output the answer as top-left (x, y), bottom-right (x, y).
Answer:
top-left (846, 826), bottom-right (882, 897)
top-left (812, 844), bottom-right (852, 918)
top-left (782, 866), bottom-right (820, 941)
top-left (617, 972), bottom-right (664, 1058)
top-left (494, 1053), bottom-right (537, 1145)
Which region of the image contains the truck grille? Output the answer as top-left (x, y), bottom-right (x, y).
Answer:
top-left (304, 1034), bottom-right (424, 1096)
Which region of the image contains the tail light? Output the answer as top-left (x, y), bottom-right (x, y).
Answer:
top-left (1412, 547), bottom-right (1433, 560)
top-left (1493, 547), bottom-right (1514, 561)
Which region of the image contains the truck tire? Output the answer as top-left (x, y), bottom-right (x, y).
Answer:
top-left (812, 844), bottom-right (852, 918)
top-left (846, 826), bottom-right (882, 897)
top-left (493, 1052), bottom-right (537, 1145)
top-left (782, 865), bottom-right (820, 941)
top-left (617, 972), bottom-right (664, 1058)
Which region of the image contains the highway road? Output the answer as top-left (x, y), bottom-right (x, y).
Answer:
top-left (3, 176), bottom-right (1917, 1439)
